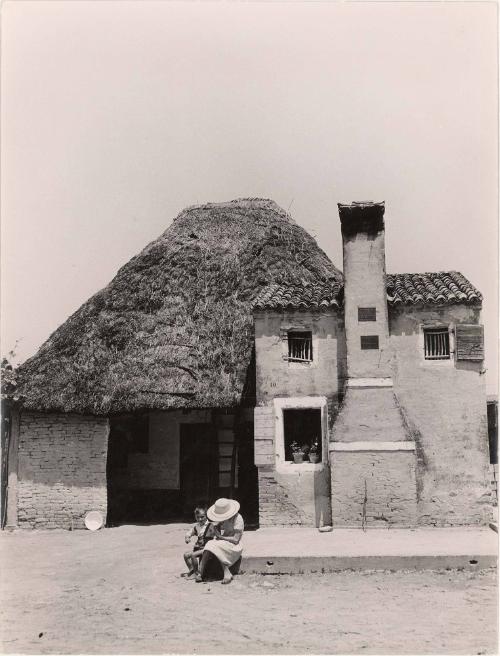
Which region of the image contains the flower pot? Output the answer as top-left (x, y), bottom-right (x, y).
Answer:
top-left (309, 453), bottom-right (320, 464)
top-left (292, 452), bottom-right (304, 463)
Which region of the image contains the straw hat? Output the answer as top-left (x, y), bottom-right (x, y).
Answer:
top-left (207, 498), bottom-right (240, 523)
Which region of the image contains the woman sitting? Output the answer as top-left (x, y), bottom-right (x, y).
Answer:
top-left (196, 498), bottom-right (244, 585)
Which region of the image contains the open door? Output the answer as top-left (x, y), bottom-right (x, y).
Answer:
top-left (180, 423), bottom-right (216, 518)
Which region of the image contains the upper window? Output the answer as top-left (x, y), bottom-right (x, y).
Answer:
top-left (358, 307), bottom-right (376, 322)
top-left (288, 331), bottom-right (313, 362)
top-left (424, 327), bottom-right (450, 360)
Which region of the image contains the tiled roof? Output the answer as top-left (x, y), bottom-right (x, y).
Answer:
top-left (253, 280), bottom-right (343, 310)
top-left (386, 271), bottom-right (482, 306)
top-left (253, 271), bottom-right (481, 310)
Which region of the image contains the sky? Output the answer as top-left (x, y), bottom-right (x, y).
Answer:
top-left (1, 0), bottom-right (498, 394)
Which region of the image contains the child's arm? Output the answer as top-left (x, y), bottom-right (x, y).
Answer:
top-left (184, 526), bottom-right (195, 544)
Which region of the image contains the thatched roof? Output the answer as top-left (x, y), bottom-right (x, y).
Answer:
top-left (17, 199), bottom-right (342, 414)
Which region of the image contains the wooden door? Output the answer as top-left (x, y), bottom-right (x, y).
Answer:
top-left (180, 423), bottom-right (215, 518)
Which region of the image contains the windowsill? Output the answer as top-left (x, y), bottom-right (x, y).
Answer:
top-left (276, 461), bottom-right (326, 473)
top-left (421, 357), bottom-right (454, 367)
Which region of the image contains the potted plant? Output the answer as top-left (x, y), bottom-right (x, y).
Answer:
top-left (308, 439), bottom-right (320, 463)
top-left (290, 441), bottom-right (305, 464)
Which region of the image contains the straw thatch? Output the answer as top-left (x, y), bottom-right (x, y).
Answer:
top-left (17, 199), bottom-right (342, 414)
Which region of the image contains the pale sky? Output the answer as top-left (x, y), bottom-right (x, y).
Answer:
top-left (1, 1), bottom-right (498, 394)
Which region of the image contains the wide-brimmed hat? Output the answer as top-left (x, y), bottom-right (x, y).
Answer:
top-left (207, 498), bottom-right (240, 523)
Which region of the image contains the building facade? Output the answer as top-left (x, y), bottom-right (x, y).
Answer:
top-left (253, 202), bottom-right (491, 528)
top-left (3, 199), bottom-right (493, 530)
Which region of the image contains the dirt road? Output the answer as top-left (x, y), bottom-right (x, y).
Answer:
top-left (0, 524), bottom-right (497, 654)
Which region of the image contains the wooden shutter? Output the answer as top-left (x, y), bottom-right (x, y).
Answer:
top-left (455, 324), bottom-right (484, 361)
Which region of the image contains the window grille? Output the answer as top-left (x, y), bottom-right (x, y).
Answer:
top-left (424, 328), bottom-right (450, 360)
top-left (288, 331), bottom-right (313, 362)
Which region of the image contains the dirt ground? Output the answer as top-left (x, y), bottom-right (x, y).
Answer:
top-left (0, 524), bottom-right (497, 655)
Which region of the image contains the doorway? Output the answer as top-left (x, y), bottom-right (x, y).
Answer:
top-left (180, 423), bottom-right (216, 519)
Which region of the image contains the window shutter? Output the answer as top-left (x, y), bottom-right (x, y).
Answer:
top-left (455, 324), bottom-right (484, 361)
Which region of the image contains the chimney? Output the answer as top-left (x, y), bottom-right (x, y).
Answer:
top-left (338, 201), bottom-right (390, 379)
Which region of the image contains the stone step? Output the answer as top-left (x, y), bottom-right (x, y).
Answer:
top-left (240, 527), bottom-right (497, 573)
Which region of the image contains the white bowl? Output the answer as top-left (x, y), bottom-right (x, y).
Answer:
top-left (84, 511), bottom-right (104, 531)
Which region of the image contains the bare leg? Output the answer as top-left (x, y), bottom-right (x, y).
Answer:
top-left (182, 551), bottom-right (194, 576)
top-left (196, 550), bottom-right (211, 582)
top-left (189, 549), bottom-right (203, 578)
top-left (221, 565), bottom-right (233, 585)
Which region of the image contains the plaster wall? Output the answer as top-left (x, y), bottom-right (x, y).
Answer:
top-left (254, 310), bottom-right (346, 404)
top-left (389, 304), bottom-right (492, 525)
top-left (342, 230), bottom-right (391, 378)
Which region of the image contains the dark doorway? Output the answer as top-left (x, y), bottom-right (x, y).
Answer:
top-left (487, 399), bottom-right (498, 465)
top-left (180, 423), bottom-right (216, 519)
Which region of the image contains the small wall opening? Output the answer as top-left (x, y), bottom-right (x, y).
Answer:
top-left (283, 408), bottom-right (322, 461)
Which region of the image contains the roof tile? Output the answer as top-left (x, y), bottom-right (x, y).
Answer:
top-left (254, 271), bottom-right (481, 310)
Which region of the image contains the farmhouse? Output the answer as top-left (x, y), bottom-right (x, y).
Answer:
top-left (3, 199), bottom-right (493, 529)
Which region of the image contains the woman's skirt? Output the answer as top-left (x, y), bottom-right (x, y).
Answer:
top-left (203, 539), bottom-right (242, 566)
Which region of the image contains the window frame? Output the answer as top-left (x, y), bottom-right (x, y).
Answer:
top-left (273, 396), bottom-right (328, 473)
top-left (419, 323), bottom-right (455, 366)
top-left (423, 326), bottom-right (451, 361)
top-left (287, 330), bottom-right (314, 363)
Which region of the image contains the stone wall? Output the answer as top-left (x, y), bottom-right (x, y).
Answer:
top-left (17, 412), bottom-right (109, 529)
top-left (389, 305), bottom-right (493, 526)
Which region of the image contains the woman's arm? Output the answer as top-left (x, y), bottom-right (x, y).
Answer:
top-left (218, 530), bottom-right (242, 545)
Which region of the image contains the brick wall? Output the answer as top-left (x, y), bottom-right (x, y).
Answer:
top-left (330, 446), bottom-right (417, 527)
top-left (390, 305), bottom-right (493, 526)
top-left (254, 404), bottom-right (332, 527)
top-left (17, 412), bottom-right (109, 529)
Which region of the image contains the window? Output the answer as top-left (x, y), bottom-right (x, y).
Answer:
top-left (288, 331), bottom-right (313, 362)
top-left (358, 307), bottom-right (376, 322)
top-left (424, 327), bottom-right (450, 360)
top-left (360, 335), bottom-right (379, 350)
top-left (283, 408), bottom-right (322, 461)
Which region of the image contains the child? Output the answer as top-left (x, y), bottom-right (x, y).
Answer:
top-left (182, 506), bottom-right (214, 579)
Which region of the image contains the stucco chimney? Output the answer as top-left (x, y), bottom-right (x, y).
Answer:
top-left (338, 201), bottom-right (390, 379)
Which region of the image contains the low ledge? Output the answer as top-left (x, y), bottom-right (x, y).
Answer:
top-left (346, 378), bottom-right (393, 388)
top-left (330, 441), bottom-right (416, 452)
